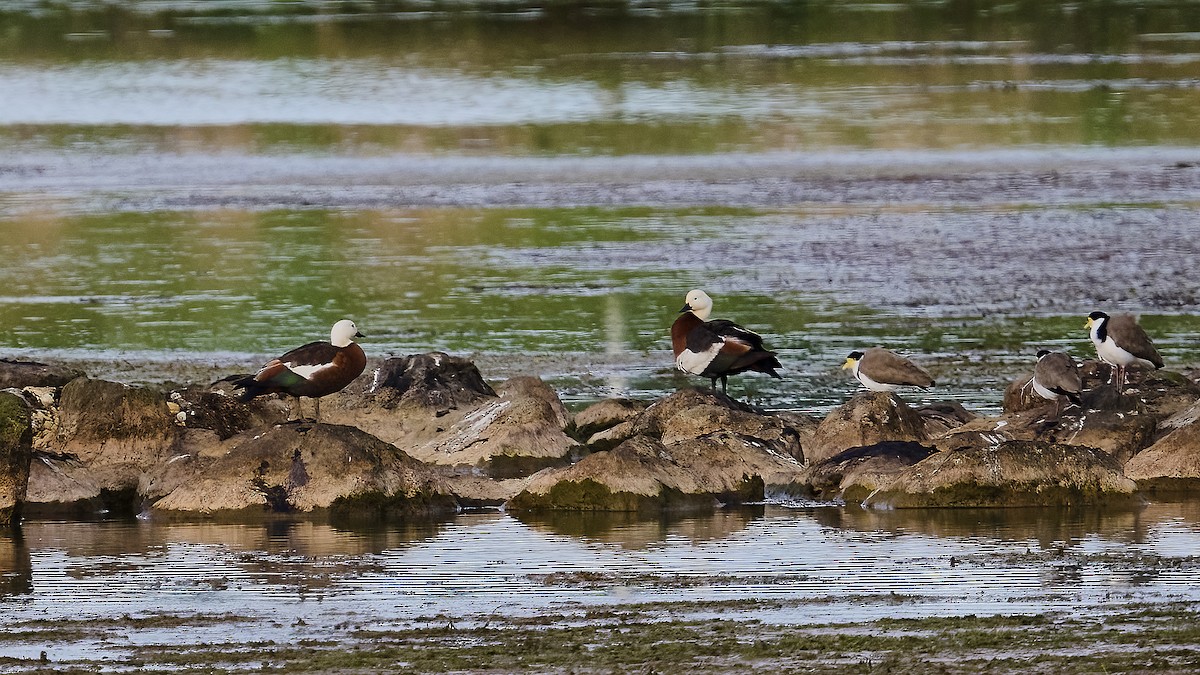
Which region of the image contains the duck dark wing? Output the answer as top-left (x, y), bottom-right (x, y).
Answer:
top-left (275, 340), bottom-right (340, 368)
top-left (694, 320), bottom-right (781, 378)
top-left (695, 320), bottom-right (768, 351)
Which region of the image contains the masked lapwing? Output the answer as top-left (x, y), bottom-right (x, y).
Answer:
top-left (1031, 349), bottom-right (1083, 413)
top-left (670, 289), bottom-right (782, 394)
top-left (842, 347), bottom-right (934, 392)
top-left (1085, 311), bottom-right (1163, 391)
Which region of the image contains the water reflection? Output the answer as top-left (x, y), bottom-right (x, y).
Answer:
top-left (0, 530), bottom-right (33, 598)
top-left (514, 506), bottom-right (765, 549)
top-left (806, 504), bottom-right (1151, 550)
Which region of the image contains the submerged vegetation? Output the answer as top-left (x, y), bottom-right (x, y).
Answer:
top-left (5, 601), bottom-right (1200, 673)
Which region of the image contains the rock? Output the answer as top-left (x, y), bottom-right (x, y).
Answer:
top-left (630, 388), bottom-right (751, 438)
top-left (508, 436), bottom-right (755, 512)
top-left (26, 378), bottom-right (181, 512)
top-left (570, 398), bottom-right (648, 440)
top-left (932, 399), bottom-right (1156, 464)
top-left (863, 440), bottom-right (1139, 508)
top-left (171, 385), bottom-right (287, 440)
top-left (359, 352), bottom-right (497, 414)
top-left (803, 441), bottom-right (937, 504)
top-left (508, 390), bottom-right (809, 512)
top-left (154, 424), bottom-right (457, 518)
top-left (807, 392), bottom-right (928, 465)
top-left (321, 357), bottom-right (576, 478)
top-left (659, 403), bottom-right (804, 465)
top-left (0, 392), bottom-right (33, 526)
top-left (1124, 400), bottom-right (1200, 494)
top-left (585, 420), bottom-right (636, 453)
top-left (0, 359), bottom-right (84, 390)
top-left (55, 377), bottom-right (178, 467)
top-left (916, 401), bottom-right (978, 437)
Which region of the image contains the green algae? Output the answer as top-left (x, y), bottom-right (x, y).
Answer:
top-left (14, 601), bottom-right (1199, 674)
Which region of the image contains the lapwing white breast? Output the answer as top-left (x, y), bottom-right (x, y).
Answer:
top-left (1085, 311), bottom-right (1162, 391)
top-left (670, 289), bottom-right (782, 395)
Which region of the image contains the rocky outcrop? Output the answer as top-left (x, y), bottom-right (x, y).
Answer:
top-left (318, 356), bottom-right (576, 477)
top-left (27, 377), bottom-right (182, 512)
top-left (1124, 399), bottom-right (1200, 494)
top-left (0, 392), bottom-right (33, 526)
top-left (154, 424), bottom-right (457, 518)
top-left (806, 392), bottom-right (929, 465)
top-left (508, 389), bottom-right (808, 512)
top-left (803, 441), bottom-right (937, 504)
top-left (863, 440), bottom-right (1139, 508)
top-left (571, 398), bottom-right (647, 442)
top-left (0, 359), bottom-right (84, 390)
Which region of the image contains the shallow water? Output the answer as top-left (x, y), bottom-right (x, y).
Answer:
top-left (2, 502), bottom-right (1199, 667)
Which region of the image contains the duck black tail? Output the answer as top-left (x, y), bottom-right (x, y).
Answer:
top-left (225, 374), bottom-right (266, 402)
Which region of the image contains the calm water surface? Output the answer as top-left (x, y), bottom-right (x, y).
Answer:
top-left (2, 502), bottom-right (1200, 666)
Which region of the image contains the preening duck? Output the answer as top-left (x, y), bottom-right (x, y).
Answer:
top-left (670, 289), bottom-right (782, 394)
top-left (1085, 311), bottom-right (1162, 391)
top-left (231, 319), bottom-right (367, 423)
top-left (842, 347), bottom-right (934, 393)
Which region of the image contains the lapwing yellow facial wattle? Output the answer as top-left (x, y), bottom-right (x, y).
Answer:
top-left (842, 347), bottom-right (934, 393)
top-left (670, 289), bottom-right (782, 395)
top-left (230, 319), bottom-right (367, 424)
top-left (1031, 349), bottom-right (1083, 414)
top-left (1085, 310), bottom-right (1163, 391)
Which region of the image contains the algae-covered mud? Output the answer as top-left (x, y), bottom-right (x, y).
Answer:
top-left (2, 505), bottom-right (1200, 672)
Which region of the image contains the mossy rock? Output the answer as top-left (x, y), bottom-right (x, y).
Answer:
top-left (0, 391), bottom-right (32, 527)
top-left (507, 478), bottom-right (719, 513)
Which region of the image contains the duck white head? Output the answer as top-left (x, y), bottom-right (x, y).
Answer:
top-left (330, 319), bottom-right (364, 348)
top-left (681, 289), bottom-right (713, 321)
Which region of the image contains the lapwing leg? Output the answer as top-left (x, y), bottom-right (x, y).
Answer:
top-left (721, 375), bottom-right (728, 395)
top-left (710, 377), bottom-right (718, 392)
top-left (312, 398), bottom-right (320, 424)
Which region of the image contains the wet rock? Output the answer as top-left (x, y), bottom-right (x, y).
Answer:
top-left (803, 441), bottom-right (937, 504)
top-left (171, 385), bottom-right (287, 441)
top-left (0, 392), bottom-right (33, 527)
top-left (508, 436), bottom-right (759, 512)
top-left (863, 440), bottom-right (1139, 508)
top-left (508, 390), bottom-right (808, 511)
top-left (55, 377), bottom-right (178, 467)
top-left (934, 397), bottom-right (1156, 464)
top-left (154, 424), bottom-right (456, 518)
top-left (27, 378), bottom-right (181, 511)
top-left (0, 359), bottom-right (84, 390)
top-left (1124, 400), bottom-right (1200, 494)
top-left (807, 392), bottom-right (928, 465)
top-left (570, 398), bottom-right (648, 441)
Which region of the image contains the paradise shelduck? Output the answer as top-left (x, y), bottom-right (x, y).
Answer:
top-left (1086, 311), bottom-right (1163, 391)
top-left (1031, 349), bottom-right (1083, 413)
top-left (231, 319), bottom-right (366, 423)
top-left (670, 289), bottom-right (782, 394)
top-left (842, 347), bottom-right (934, 392)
